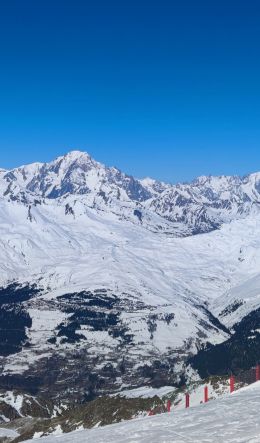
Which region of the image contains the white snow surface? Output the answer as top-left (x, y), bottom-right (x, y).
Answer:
top-left (22, 382), bottom-right (260, 442)
top-left (112, 386), bottom-right (176, 399)
top-left (0, 428), bottom-right (19, 438)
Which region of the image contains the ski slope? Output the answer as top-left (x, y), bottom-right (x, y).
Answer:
top-left (23, 382), bottom-right (260, 443)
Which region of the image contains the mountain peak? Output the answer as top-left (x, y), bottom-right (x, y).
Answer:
top-left (54, 150), bottom-right (94, 165)
top-left (64, 150), bottom-right (92, 160)
top-left (47, 150), bottom-right (102, 179)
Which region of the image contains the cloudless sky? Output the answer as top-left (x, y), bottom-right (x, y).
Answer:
top-left (0, 0), bottom-right (260, 183)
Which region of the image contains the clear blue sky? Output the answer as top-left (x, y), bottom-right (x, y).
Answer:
top-left (0, 0), bottom-right (260, 183)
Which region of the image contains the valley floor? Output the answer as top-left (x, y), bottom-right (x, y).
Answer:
top-left (20, 382), bottom-right (260, 443)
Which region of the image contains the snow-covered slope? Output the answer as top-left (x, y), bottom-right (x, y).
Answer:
top-left (0, 196), bottom-right (232, 399)
top-left (2, 151), bottom-right (260, 405)
top-left (21, 382), bottom-right (260, 443)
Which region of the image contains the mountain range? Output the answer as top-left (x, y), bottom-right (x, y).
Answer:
top-left (2, 150), bottom-right (260, 236)
top-left (1, 150), bottom-right (260, 419)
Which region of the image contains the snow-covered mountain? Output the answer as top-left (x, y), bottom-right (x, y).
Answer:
top-left (2, 150), bottom-right (260, 236)
top-left (1, 150), bottom-right (260, 413)
top-left (147, 172), bottom-right (260, 234)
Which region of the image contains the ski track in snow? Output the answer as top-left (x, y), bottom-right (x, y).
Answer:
top-left (21, 382), bottom-right (260, 443)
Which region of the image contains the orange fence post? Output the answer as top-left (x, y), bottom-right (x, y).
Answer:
top-left (167, 400), bottom-right (171, 412)
top-left (185, 393), bottom-right (190, 408)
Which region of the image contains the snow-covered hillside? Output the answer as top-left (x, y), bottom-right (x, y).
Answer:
top-left (21, 382), bottom-right (260, 443)
top-left (1, 151), bottom-right (260, 417)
